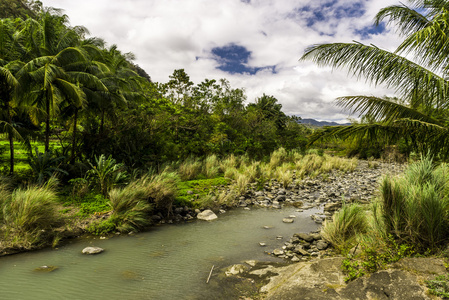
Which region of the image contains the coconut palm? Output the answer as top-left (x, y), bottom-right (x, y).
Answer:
top-left (301, 0), bottom-right (449, 158)
top-left (0, 18), bottom-right (30, 175)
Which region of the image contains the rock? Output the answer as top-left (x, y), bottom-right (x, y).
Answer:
top-left (225, 264), bottom-right (247, 276)
top-left (291, 256), bottom-right (300, 262)
top-left (288, 215), bottom-right (296, 218)
top-left (316, 241), bottom-right (329, 250)
top-left (273, 249), bottom-right (284, 256)
top-left (275, 195), bottom-right (286, 202)
top-left (245, 260), bottom-right (257, 267)
top-left (219, 209), bottom-right (226, 214)
top-left (263, 226), bottom-right (273, 229)
top-left (197, 209), bottom-right (218, 221)
top-left (282, 218), bottom-right (294, 223)
top-left (174, 207), bottom-right (184, 214)
top-left (82, 247), bottom-right (104, 255)
top-left (294, 246), bottom-right (310, 256)
top-left (259, 242), bottom-right (267, 247)
top-left (34, 265), bottom-right (58, 272)
top-left (295, 233), bottom-right (314, 242)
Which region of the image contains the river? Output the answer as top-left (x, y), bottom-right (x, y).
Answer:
top-left (0, 206), bottom-right (321, 300)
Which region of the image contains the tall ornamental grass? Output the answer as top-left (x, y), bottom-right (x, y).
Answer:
top-left (108, 176), bottom-right (154, 233)
top-left (378, 157), bottom-right (449, 250)
top-left (321, 203), bottom-right (369, 251)
top-left (178, 156), bottom-right (202, 181)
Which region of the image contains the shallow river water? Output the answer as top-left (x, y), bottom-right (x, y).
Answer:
top-left (0, 207), bottom-right (320, 300)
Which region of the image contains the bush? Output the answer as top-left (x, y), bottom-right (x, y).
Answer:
top-left (87, 154), bottom-right (128, 196)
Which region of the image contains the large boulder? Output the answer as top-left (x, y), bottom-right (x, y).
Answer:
top-left (82, 246), bottom-right (104, 255)
top-left (197, 209), bottom-right (218, 221)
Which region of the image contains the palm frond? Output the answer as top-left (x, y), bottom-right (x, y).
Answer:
top-left (336, 96), bottom-right (443, 125)
top-left (375, 4), bottom-right (430, 36)
top-left (301, 42), bottom-right (449, 109)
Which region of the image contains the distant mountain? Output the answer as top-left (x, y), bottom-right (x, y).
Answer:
top-left (299, 118), bottom-right (351, 127)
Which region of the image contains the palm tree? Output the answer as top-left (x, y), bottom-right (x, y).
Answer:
top-left (19, 9), bottom-right (104, 153)
top-left (0, 18), bottom-right (29, 175)
top-left (301, 0), bottom-right (449, 158)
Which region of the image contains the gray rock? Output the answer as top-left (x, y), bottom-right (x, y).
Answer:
top-left (316, 241), bottom-right (329, 250)
top-left (225, 264), bottom-right (247, 276)
top-left (295, 233), bottom-right (314, 242)
top-left (197, 209), bottom-right (218, 221)
top-left (273, 249), bottom-right (284, 256)
top-left (82, 247), bottom-right (104, 255)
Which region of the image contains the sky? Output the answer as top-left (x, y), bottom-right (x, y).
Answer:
top-left (42, 0), bottom-right (403, 122)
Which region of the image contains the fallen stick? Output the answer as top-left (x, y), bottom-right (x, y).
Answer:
top-left (206, 265), bottom-right (215, 283)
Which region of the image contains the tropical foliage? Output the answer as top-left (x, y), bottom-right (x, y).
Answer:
top-left (302, 0), bottom-right (449, 159)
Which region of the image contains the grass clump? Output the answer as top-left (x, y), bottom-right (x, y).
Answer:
top-left (107, 176), bottom-right (154, 233)
top-left (1, 181), bottom-right (62, 248)
top-left (204, 154), bottom-right (220, 178)
top-left (321, 202), bottom-right (369, 252)
top-left (178, 156), bottom-right (202, 181)
top-left (321, 155), bottom-right (449, 282)
top-left (378, 156), bottom-right (449, 250)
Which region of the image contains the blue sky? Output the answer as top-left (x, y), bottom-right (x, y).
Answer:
top-left (43, 0), bottom-right (401, 122)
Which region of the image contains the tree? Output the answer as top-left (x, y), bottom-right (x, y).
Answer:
top-left (301, 0), bottom-right (449, 158)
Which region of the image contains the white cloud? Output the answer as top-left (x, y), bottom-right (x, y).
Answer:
top-left (43, 0), bottom-right (404, 122)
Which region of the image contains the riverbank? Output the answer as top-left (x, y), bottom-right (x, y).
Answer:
top-left (0, 158), bottom-right (404, 258)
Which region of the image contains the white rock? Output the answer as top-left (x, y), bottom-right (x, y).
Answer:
top-left (225, 264), bottom-right (246, 276)
top-left (82, 247), bottom-right (104, 255)
top-left (282, 218), bottom-right (294, 223)
top-left (197, 209), bottom-right (218, 221)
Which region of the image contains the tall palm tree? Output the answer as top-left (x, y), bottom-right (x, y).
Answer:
top-left (301, 0), bottom-right (449, 158)
top-left (19, 9), bottom-right (103, 152)
top-left (0, 18), bottom-right (29, 175)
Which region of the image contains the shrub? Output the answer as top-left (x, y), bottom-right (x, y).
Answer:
top-left (28, 148), bottom-right (68, 185)
top-left (87, 154), bottom-right (128, 196)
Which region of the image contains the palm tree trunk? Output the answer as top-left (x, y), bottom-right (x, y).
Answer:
top-left (8, 131), bottom-right (14, 175)
top-left (71, 108), bottom-right (78, 163)
top-left (45, 103), bottom-right (50, 152)
top-left (7, 105), bottom-right (14, 175)
top-left (45, 96), bottom-right (50, 152)
top-left (100, 109), bottom-right (105, 135)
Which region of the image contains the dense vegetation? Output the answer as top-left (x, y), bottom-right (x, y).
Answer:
top-left (3, 4), bottom-right (449, 291)
top-left (0, 7), bottom-right (310, 177)
top-left (303, 0), bottom-right (449, 160)
top-left (0, 2), bottom-right (314, 249)
top-left (306, 0), bottom-right (449, 283)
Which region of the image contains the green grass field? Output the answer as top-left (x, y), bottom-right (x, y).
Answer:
top-left (0, 140), bottom-right (62, 172)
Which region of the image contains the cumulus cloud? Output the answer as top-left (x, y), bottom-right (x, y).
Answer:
top-left (43, 0), bottom-right (403, 122)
